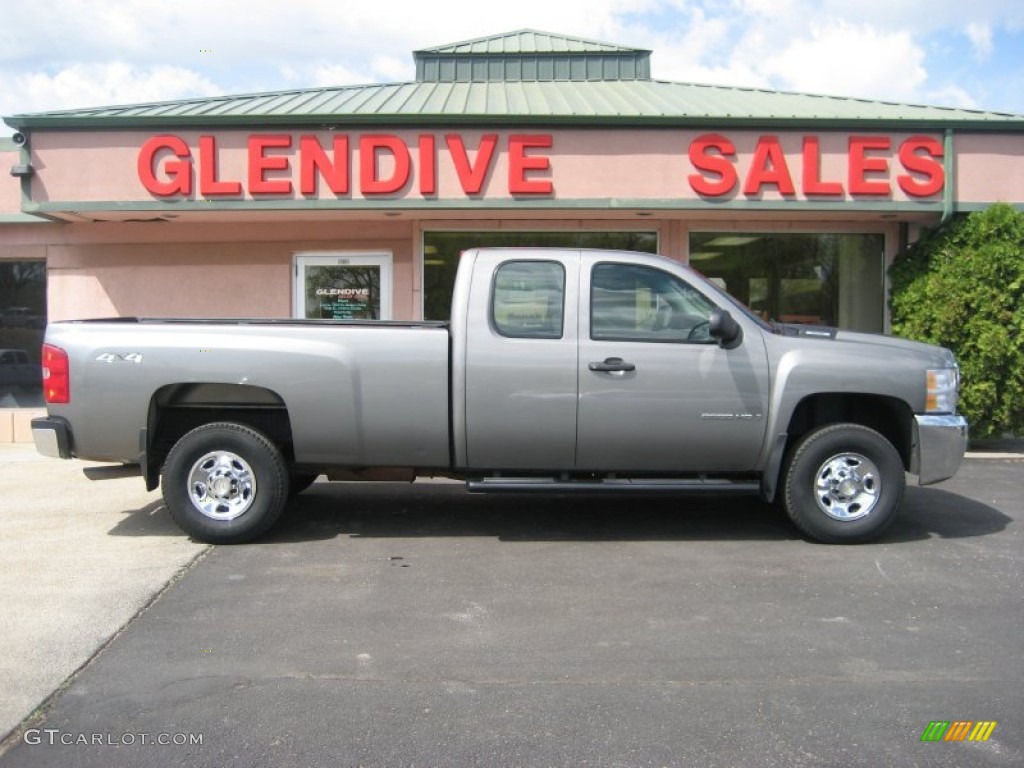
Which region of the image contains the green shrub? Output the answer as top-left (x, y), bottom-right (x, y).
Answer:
top-left (889, 203), bottom-right (1024, 439)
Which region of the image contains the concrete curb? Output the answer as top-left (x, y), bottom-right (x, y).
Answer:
top-left (964, 451), bottom-right (1024, 460)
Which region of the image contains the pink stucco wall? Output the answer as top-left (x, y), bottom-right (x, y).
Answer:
top-left (955, 133), bottom-right (1024, 204)
top-left (31, 220), bottom-right (417, 321)
top-left (1, 149), bottom-right (23, 214)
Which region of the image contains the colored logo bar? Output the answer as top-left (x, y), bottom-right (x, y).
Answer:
top-left (921, 721), bottom-right (998, 742)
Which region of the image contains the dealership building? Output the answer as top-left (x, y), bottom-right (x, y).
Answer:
top-left (2, 29), bottom-right (1023, 441)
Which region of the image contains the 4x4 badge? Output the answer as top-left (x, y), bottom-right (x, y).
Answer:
top-left (94, 352), bottom-right (143, 364)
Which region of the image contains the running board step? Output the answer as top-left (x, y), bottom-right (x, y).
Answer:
top-left (82, 463), bottom-right (142, 481)
top-left (467, 477), bottom-right (760, 494)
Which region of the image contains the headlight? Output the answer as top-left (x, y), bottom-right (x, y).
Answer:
top-left (926, 367), bottom-right (959, 413)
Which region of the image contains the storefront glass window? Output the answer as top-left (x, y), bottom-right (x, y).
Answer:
top-left (0, 261), bottom-right (46, 408)
top-left (423, 231), bottom-right (657, 321)
top-left (688, 233), bottom-right (885, 333)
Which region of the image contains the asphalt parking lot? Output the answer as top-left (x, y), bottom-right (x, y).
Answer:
top-left (0, 452), bottom-right (1021, 767)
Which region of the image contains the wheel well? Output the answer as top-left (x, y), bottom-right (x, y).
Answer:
top-left (784, 394), bottom-right (914, 470)
top-left (145, 383), bottom-right (294, 489)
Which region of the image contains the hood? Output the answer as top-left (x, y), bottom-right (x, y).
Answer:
top-left (773, 323), bottom-right (956, 366)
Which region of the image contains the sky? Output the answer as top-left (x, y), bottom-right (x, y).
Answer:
top-left (2, 0), bottom-right (1023, 136)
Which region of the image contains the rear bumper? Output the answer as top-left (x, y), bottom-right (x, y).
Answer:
top-left (912, 414), bottom-right (968, 486)
top-left (31, 417), bottom-right (73, 459)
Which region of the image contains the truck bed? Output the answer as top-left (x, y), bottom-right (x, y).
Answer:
top-left (44, 319), bottom-right (452, 468)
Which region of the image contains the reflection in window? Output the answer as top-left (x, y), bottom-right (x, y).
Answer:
top-left (492, 261), bottom-right (565, 339)
top-left (591, 263), bottom-right (716, 343)
top-left (424, 231), bottom-right (657, 321)
top-left (0, 261), bottom-right (46, 408)
top-left (688, 233), bottom-right (884, 332)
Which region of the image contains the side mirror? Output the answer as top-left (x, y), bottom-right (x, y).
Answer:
top-left (709, 308), bottom-right (743, 349)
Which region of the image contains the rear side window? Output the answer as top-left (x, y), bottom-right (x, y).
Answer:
top-left (491, 261), bottom-right (565, 339)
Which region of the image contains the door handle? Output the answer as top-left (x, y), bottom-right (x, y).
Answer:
top-left (588, 357), bottom-right (636, 372)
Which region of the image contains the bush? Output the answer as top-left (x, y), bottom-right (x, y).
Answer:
top-left (889, 203), bottom-right (1024, 438)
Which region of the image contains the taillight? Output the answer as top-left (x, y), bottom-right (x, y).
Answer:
top-left (42, 344), bottom-right (70, 404)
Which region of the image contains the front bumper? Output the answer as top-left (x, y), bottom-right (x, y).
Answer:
top-left (911, 414), bottom-right (968, 486)
top-left (31, 417), bottom-right (73, 459)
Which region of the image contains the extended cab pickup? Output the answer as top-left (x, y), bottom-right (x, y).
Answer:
top-left (32, 248), bottom-right (968, 544)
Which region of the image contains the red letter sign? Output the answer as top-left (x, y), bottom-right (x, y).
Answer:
top-left (508, 134), bottom-right (553, 195)
top-left (299, 135), bottom-right (350, 196)
top-left (248, 135), bottom-right (293, 195)
top-left (199, 136), bottom-right (242, 196)
top-left (138, 135), bottom-right (192, 196)
top-left (897, 136), bottom-right (944, 197)
top-left (418, 135), bottom-right (437, 196)
top-left (743, 135), bottom-right (796, 196)
top-left (360, 135), bottom-right (411, 195)
top-left (849, 136), bottom-right (891, 196)
top-left (802, 136), bottom-right (844, 196)
top-left (688, 134), bottom-right (738, 196)
top-left (446, 134), bottom-right (498, 195)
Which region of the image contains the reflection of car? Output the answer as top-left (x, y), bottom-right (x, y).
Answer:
top-left (0, 348), bottom-right (39, 388)
top-left (2, 307), bottom-right (44, 329)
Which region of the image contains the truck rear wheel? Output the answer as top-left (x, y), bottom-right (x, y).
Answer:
top-left (162, 422), bottom-right (289, 544)
top-left (782, 423), bottom-right (904, 544)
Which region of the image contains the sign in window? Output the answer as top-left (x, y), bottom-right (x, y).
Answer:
top-left (294, 253), bottom-right (392, 320)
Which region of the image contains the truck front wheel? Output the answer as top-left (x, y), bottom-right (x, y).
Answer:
top-left (162, 422), bottom-right (289, 544)
top-left (782, 423), bottom-right (904, 544)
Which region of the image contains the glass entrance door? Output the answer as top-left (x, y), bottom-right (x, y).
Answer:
top-left (294, 252), bottom-right (392, 320)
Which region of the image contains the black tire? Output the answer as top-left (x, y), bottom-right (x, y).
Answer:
top-left (781, 423), bottom-right (904, 544)
top-left (162, 422), bottom-right (289, 544)
top-left (289, 472), bottom-right (319, 497)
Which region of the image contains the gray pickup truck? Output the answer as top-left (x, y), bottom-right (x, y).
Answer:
top-left (32, 248), bottom-right (967, 544)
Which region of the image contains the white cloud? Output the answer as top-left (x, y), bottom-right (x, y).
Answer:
top-left (1, 0), bottom-right (1022, 132)
top-left (966, 22), bottom-right (994, 60)
top-left (924, 84), bottom-right (980, 111)
top-left (760, 21), bottom-right (928, 102)
top-left (3, 62), bottom-right (222, 117)
top-left (371, 56), bottom-right (414, 83)
top-left (308, 64), bottom-right (377, 88)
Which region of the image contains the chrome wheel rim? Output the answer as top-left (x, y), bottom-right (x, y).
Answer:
top-left (187, 451), bottom-right (257, 521)
top-left (813, 452), bottom-right (880, 521)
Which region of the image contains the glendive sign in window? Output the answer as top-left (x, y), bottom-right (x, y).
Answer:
top-left (295, 253), bottom-right (392, 320)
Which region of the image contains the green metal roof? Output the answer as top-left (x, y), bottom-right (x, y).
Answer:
top-left (8, 79), bottom-right (1022, 130)
top-left (416, 29), bottom-right (647, 55)
top-left (5, 29), bottom-right (1023, 131)
top-left (414, 29), bottom-right (651, 82)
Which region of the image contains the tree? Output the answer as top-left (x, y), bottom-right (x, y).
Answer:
top-left (889, 203), bottom-right (1024, 438)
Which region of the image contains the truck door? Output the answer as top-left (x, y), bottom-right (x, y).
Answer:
top-left (461, 251), bottom-right (580, 469)
top-left (576, 257), bottom-right (769, 472)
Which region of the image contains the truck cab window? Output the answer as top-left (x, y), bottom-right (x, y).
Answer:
top-left (491, 261), bottom-right (566, 339)
top-left (591, 263), bottom-right (717, 343)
